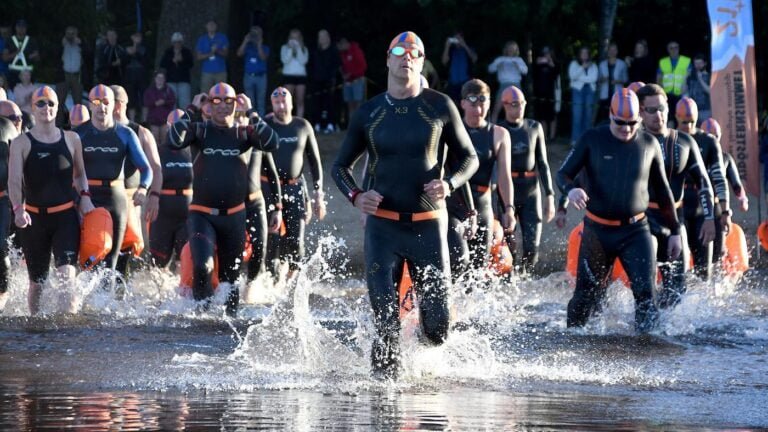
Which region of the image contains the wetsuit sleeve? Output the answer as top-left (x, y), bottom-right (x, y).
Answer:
top-left (441, 99), bottom-right (478, 189)
top-left (556, 137), bottom-right (588, 195)
top-left (123, 128), bottom-right (154, 189)
top-left (649, 145), bottom-right (681, 235)
top-left (303, 121), bottom-right (323, 191)
top-left (262, 152), bottom-right (282, 207)
top-left (333, 108), bottom-right (368, 202)
top-left (534, 122), bottom-right (555, 196)
top-left (682, 135), bottom-right (715, 220)
top-left (704, 135), bottom-right (729, 211)
top-left (725, 153), bottom-right (745, 198)
top-left (242, 118), bottom-right (279, 152)
top-left (557, 172), bottom-right (582, 213)
top-left (168, 119), bottom-right (201, 150)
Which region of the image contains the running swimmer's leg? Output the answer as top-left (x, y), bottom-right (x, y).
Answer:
top-left (0, 198), bottom-right (10, 306)
top-left (214, 211), bottom-right (247, 316)
top-left (446, 211), bottom-right (469, 280)
top-left (365, 216), bottom-right (403, 378)
top-left (567, 221), bottom-right (613, 327)
top-left (520, 184), bottom-right (543, 275)
top-left (246, 200), bottom-right (268, 281)
top-left (187, 212), bottom-right (217, 304)
top-left (282, 185), bottom-right (306, 273)
top-left (617, 221), bottom-right (659, 332)
top-left (686, 215), bottom-right (712, 280)
top-left (20, 213), bottom-right (55, 315)
top-left (149, 212), bottom-right (176, 268)
top-left (712, 215), bottom-right (725, 264)
top-left (656, 226), bottom-right (687, 309)
top-left (468, 195), bottom-right (493, 271)
top-left (50, 209), bottom-right (81, 312)
top-left (408, 217), bottom-right (450, 345)
top-left (102, 189), bottom-right (128, 271)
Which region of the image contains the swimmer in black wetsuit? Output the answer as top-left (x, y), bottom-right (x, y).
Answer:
top-left (7, 86), bottom-right (95, 314)
top-left (0, 115), bottom-right (19, 311)
top-left (149, 109), bottom-right (194, 267)
top-left (447, 79), bottom-right (515, 275)
top-left (676, 97), bottom-right (728, 281)
top-left (111, 85), bottom-right (163, 275)
top-left (236, 95), bottom-right (282, 281)
top-left (0, 101), bottom-right (26, 254)
top-left (636, 84), bottom-right (715, 308)
top-left (557, 88), bottom-right (682, 332)
top-left (168, 82), bottom-right (279, 315)
top-left (497, 85), bottom-right (555, 275)
top-left (76, 85), bottom-right (153, 273)
top-left (264, 86), bottom-right (325, 279)
top-left (333, 31), bottom-right (478, 378)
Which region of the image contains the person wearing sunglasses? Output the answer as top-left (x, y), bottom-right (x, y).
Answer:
top-left (76, 84), bottom-right (153, 277)
top-left (497, 85), bottom-right (555, 277)
top-left (636, 84), bottom-right (716, 309)
top-left (333, 31), bottom-right (478, 379)
top-left (676, 97), bottom-right (728, 283)
top-left (0, 100), bottom-right (24, 136)
top-left (446, 79), bottom-right (515, 278)
top-left (262, 86), bottom-right (323, 282)
top-left (168, 82), bottom-right (278, 316)
top-left (7, 86), bottom-right (94, 314)
top-left (557, 88), bottom-right (683, 333)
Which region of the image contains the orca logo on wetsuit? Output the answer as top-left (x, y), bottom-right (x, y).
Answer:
top-left (202, 148), bottom-right (241, 156)
top-left (279, 136), bottom-right (299, 144)
top-left (84, 146), bottom-right (120, 153)
top-left (166, 162), bottom-right (193, 168)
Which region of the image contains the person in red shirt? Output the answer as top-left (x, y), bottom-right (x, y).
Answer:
top-left (336, 36), bottom-right (367, 124)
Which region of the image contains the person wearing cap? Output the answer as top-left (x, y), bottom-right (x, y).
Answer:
top-left (557, 88), bottom-right (681, 332)
top-left (69, 104), bottom-right (90, 129)
top-left (2, 19), bottom-right (40, 88)
top-left (160, 32), bottom-right (194, 109)
top-left (7, 86), bottom-right (94, 314)
top-left (196, 21), bottom-right (229, 94)
top-left (676, 97), bottom-right (728, 282)
top-left (149, 109), bottom-right (194, 268)
top-left (110, 84), bottom-right (163, 278)
top-left (263, 86), bottom-right (323, 281)
top-left (701, 118), bottom-right (748, 265)
top-left (76, 84), bottom-right (153, 274)
top-left (333, 31), bottom-right (478, 378)
top-left (0, 106), bottom-right (21, 311)
top-left (238, 94), bottom-right (282, 282)
top-left (447, 78), bottom-right (515, 276)
top-left (636, 83), bottom-right (715, 309)
top-left (237, 26), bottom-right (270, 118)
top-left (497, 85), bottom-right (555, 276)
top-left (168, 82), bottom-right (278, 315)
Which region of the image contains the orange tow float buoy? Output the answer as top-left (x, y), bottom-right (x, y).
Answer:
top-left (398, 263), bottom-right (414, 319)
top-left (121, 203), bottom-right (144, 257)
top-left (489, 220), bottom-right (513, 275)
top-left (566, 222), bottom-right (630, 286)
top-left (723, 223), bottom-right (749, 275)
top-left (79, 208), bottom-right (114, 270)
top-left (758, 221), bottom-right (768, 252)
top-left (178, 242), bottom-right (221, 295)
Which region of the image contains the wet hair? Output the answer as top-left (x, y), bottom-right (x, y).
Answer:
top-left (636, 83), bottom-right (666, 105)
top-left (461, 79), bottom-right (490, 99)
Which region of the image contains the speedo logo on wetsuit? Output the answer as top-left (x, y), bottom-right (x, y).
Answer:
top-left (84, 146), bottom-right (120, 153)
top-left (202, 148), bottom-right (241, 156)
top-left (166, 162), bottom-right (193, 168)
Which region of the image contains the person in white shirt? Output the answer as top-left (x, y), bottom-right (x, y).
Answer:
top-left (488, 41), bottom-right (528, 122)
top-left (280, 29), bottom-right (309, 117)
top-left (568, 46), bottom-right (598, 145)
top-left (597, 42), bottom-right (628, 120)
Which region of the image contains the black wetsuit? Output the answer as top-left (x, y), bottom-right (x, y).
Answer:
top-left (117, 120), bottom-right (145, 274)
top-left (648, 129), bottom-right (714, 308)
top-left (557, 125), bottom-right (679, 332)
top-left (0, 118), bottom-right (14, 295)
top-left (681, 129), bottom-right (727, 280)
top-left (447, 122), bottom-right (497, 273)
top-left (77, 122), bottom-right (152, 270)
top-left (333, 89), bottom-right (478, 375)
top-left (263, 117), bottom-right (322, 274)
top-left (149, 143), bottom-right (193, 267)
top-left (168, 114), bottom-right (278, 312)
top-left (20, 130), bottom-right (80, 283)
top-left (497, 118), bottom-right (554, 274)
top-left (244, 144), bottom-right (280, 281)
top-left (712, 152), bottom-right (745, 262)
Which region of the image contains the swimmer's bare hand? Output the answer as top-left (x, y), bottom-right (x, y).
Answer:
top-left (14, 210), bottom-right (31, 228)
top-left (667, 234), bottom-right (682, 260)
top-left (720, 214), bottom-right (732, 235)
top-left (700, 219), bottom-right (716, 244)
top-left (79, 196), bottom-right (95, 215)
top-left (354, 190), bottom-right (383, 215)
top-left (424, 180), bottom-right (450, 201)
top-left (133, 188), bottom-right (147, 206)
top-left (145, 194), bottom-right (159, 222)
top-left (555, 210), bottom-right (567, 229)
top-left (237, 93), bottom-right (253, 111)
top-left (313, 190), bottom-right (326, 221)
top-left (191, 93), bottom-right (207, 109)
top-left (738, 194), bottom-right (749, 212)
top-left (567, 188), bottom-right (588, 210)
top-left (502, 208), bottom-right (516, 233)
top-left (544, 195), bottom-right (556, 222)
top-left (269, 210), bottom-right (282, 234)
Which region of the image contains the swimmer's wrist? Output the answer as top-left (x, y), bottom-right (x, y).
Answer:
top-left (349, 189), bottom-right (363, 205)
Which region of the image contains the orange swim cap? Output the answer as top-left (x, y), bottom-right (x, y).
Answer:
top-left (610, 88), bottom-right (640, 120)
top-left (675, 96), bottom-right (698, 122)
top-left (88, 84), bottom-right (113, 101)
top-left (388, 31), bottom-right (424, 53)
top-left (31, 86), bottom-right (58, 105)
top-left (208, 82), bottom-right (236, 99)
top-left (501, 85), bottom-right (525, 104)
top-left (701, 118), bottom-right (722, 139)
top-left (69, 104), bottom-right (90, 126)
top-left (627, 81), bottom-right (645, 93)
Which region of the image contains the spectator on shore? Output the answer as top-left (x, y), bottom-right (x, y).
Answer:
top-left (280, 29), bottom-right (309, 118)
top-left (626, 39), bottom-right (656, 84)
top-left (441, 31), bottom-right (477, 104)
top-left (309, 29), bottom-right (340, 134)
top-left (96, 29), bottom-right (126, 85)
top-left (532, 46), bottom-right (560, 140)
top-left (160, 32), bottom-right (194, 109)
top-left (686, 54), bottom-right (711, 125)
top-left (2, 20), bottom-right (40, 88)
top-left (568, 46), bottom-right (597, 145)
top-left (337, 36), bottom-right (367, 125)
top-left (143, 69), bottom-right (176, 143)
top-left (56, 26), bottom-right (84, 106)
top-left (488, 40), bottom-right (528, 122)
top-left (597, 42), bottom-right (628, 120)
top-left (124, 32), bottom-right (148, 121)
top-left (13, 69), bottom-right (38, 114)
top-left (196, 20), bottom-right (229, 92)
top-left (236, 25), bottom-right (269, 117)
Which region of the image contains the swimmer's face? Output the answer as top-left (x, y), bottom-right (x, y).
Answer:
top-left (387, 43), bottom-right (424, 82)
top-left (461, 93), bottom-right (490, 124)
top-left (676, 118), bottom-right (696, 134)
top-left (271, 88), bottom-right (293, 121)
top-left (609, 115), bottom-right (641, 142)
top-left (90, 94), bottom-right (114, 126)
top-left (32, 97), bottom-right (58, 124)
top-left (211, 97), bottom-right (236, 126)
top-left (502, 99), bottom-right (526, 122)
top-left (639, 95), bottom-right (668, 134)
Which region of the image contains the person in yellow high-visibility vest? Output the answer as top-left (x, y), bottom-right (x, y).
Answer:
top-left (656, 41), bottom-right (690, 126)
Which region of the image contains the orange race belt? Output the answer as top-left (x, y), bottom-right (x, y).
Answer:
top-left (260, 175), bottom-right (301, 185)
top-left (373, 208), bottom-right (442, 223)
top-left (0, 190), bottom-right (6, 198)
top-left (88, 179), bottom-right (122, 187)
top-left (585, 210), bottom-right (645, 227)
top-left (648, 200), bottom-right (683, 210)
top-left (25, 201), bottom-right (75, 215)
top-left (473, 184), bottom-right (490, 193)
top-left (247, 190), bottom-right (263, 202)
top-left (189, 202), bottom-right (246, 216)
top-left (160, 188), bottom-right (193, 196)
top-left (511, 171), bottom-right (536, 179)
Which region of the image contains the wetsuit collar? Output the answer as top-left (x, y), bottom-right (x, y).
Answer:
top-left (505, 119), bottom-right (523, 128)
top-left (385, 87), bottom-right (422, 103)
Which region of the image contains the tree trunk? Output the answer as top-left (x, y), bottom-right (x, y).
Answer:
top-left (599, 0), bottom-right (618, 59)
